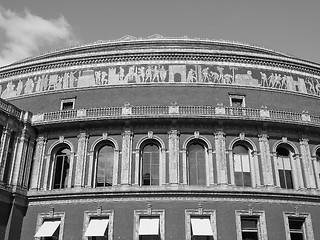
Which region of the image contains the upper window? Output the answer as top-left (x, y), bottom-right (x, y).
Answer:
top-left (187, 142), bottom-right (206, 186)
top-left (52, 146), bottom-right (71, 189)
top-left (233, 144), bottom-right (251, 187)
top-left (60, 98), bottom-right (76, 110)
top-left (96, 144), bottom-right (114, 187)
top-left (276, 147), bottom-right (293, 189)
top-left (230, 94), bottom-right (246, 107)
top-left (140, 142), bottom-right (160, 186)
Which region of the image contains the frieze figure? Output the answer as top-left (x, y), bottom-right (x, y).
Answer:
top-left (25, 77), bottom-right (35, 94)
top-left (16, 80), bottom-right (23, 95)
top-left (1, 81), bottom-right (17, 98)
top-left (159, 66), bottom-right (167, 82)
top-left (187, 68), bottom-right (197, 83)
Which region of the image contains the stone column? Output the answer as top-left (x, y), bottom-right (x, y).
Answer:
top-left (0, 126), bottom-right (11, 181)
top-left (312, 156), bottom-right (320, 189)
top-left (67, 151), bottom-right (75, 188)
top-left (250, 150), bottom-right (261, 187)
top-left (120, 130), bottom-right (133, 185)
top-left (299, 138), bottom-right (316, 189)
top-left (42, 154), bottom-right (51, 190)
top-left (160, 147), bottom-right (166, 185)
top-left (168, 130), bottom-right (179, 184)
top-left (258, 134), bottom-right (274, 186)
top-left (75, 132), bottom-right (89, 188)
top-left (214, 131), bottom-right (228, 185)
top-left (11, 127), bottom-right (29, 187)
top-left (30, 135), bottom-right (47, 190)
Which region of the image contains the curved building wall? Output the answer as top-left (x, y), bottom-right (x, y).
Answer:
top-left (0, 37), bottom-right (320, 239)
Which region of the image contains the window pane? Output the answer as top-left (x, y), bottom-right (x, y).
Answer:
top-left (234, 172), bottom-right (243, 187)
top-left (285, 170), bottom-right (293, 189)
top-left (242, 155), bottom-right (250, 172)
top-left (234, 155), bottom-right (242, 172)
top-left (289, 219), bottom-right (304, 230)
top-left (290, 233), bottom-right (304, 240)
top-left (53, 150), bottom-right (69, 189)
top-left (142, 144), bottom-right (159, 186)
top-left (279, 170), bottom-right (286, 189)
top-left (241, 218), bottom-right (257, 230)
top-left (283, 157), bottom-right (291, 170)
top-left (242, 232), bottom-right (258, 240)
top-left (188, 143), bottom-right (206, 186)
top-left (97, 145), bottom-right (114, 187)
top-left (243, 172), bottom-right (251, 187)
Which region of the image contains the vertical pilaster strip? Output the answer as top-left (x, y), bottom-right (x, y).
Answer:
top-left (228, 149), bottom-right (235, 185)
top-left (23, 137), bottom-right (35, 188)
top-left (182, 148), bottom-right (187, 184)
top-left (120, 130), bottom-right (133, 185)
top-left (271, 152), bottom-right (280, 187)
top-left (207, 148), bottom-right (214, 185)
top-left (160, 148), bottom-right (166, 185)
top-left (67, 151), bottom-right (75, 188)
top-left (133, 148), bottom-right (140, 185)
top-left (258, 134), bottom-right (273, 186)
top-left (42, 154), bottom-right (50, 190)
top-left (291, 154), bottom-right (300, 190)
top-left (113, 149), bottom-right (119, 186)
top-left (252, 151), bottom-right (261, 187)
top-left (75, 132), bottom-right (88, 188)
top-left (214, 131), bottom-right (227, 184)
top-left (299, 138), bottom-right (316, 189)
top-left (87, 151), bottom-right (94, 187)
top-left (11, 127), bottom-right (29, 186)
top-left (249, 151), bottom-right (256, 187)
top-left (168, 130), bottom-right (179, 184)
top-left (0, 126), bottom-right (11, 181)
top-left (30, 135), bottom-right (46, 190)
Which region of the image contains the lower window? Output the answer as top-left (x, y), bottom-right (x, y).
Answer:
top-left (34, 211), bottom-right (65, 240)
top-left (235, 209), bottom-right (267, 240)
top-left (284, 212), bottom-right (314, 240)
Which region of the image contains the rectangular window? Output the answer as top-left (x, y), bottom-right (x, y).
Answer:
top-left (278, 156), bottom-right (293, 189)
top-left (229, 95), bottom-right (246, 108)
top-left (235, 210), bottom-right (267, 240)
top-left (60, 98), bottom-right (76, 110)
top-left (134, 209), bottom-right (164, 240)
top-left (283, 212), bottom-right (314, 240)
top-left (83, 209), bottom-right (114, 240)
top-left (35, 211), bottom-right (65, 240)
top-left (234, 154), bottom-right (251, 187)
top-left (241, 217), bottom-right (259, 240)
top-left (185, 209), bottom-right (216, 240)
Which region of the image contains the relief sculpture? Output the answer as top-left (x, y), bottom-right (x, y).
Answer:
top-left (1, 63), bottom-right (320, 99)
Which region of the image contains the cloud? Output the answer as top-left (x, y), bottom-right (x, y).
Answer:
top-left (0, 5), bottom-right (79, 67)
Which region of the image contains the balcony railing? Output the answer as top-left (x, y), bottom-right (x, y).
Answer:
top-left (31, 104), bottom-right (320, 128)
top-left (0, 97), bottom-right (22, 119)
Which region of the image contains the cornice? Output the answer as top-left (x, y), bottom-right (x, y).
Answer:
top-left (1, 46), bottom-right (319, 80)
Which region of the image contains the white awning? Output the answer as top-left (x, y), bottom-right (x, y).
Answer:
top-left (85, 219), bottom-right (109, 237)
top-left (191, 218), bottom-right (213, 236)
top-left (139, 218), bottom-right (160, 235)
top-left (34, 220), bottom-right (61, 237)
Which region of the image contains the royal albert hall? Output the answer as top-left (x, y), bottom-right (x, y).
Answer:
top-left (0, 35), bottom-right (320, 240)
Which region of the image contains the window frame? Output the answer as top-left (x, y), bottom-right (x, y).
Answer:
top-left (232, 144), bottom-right (253, 187)
top-left (235, 209), bottom-right (267, 240)
top-left (35, 211), bottom-right (65, 240)
top-left (187, 142), bottom-right (207, 186)
top-left (185, 208), bottom-right (217, 240)
top-left (276, 147), bottom-right (294, 190)
top-left (83, 209), bottom-right (114, 240)
top-left (283, 212), bottom-right (314, 240)
top-left (139, 141), bottom-right (161, 186)
top-left (133, 209), bottom-right (165, 240)
top-left (95, 143), bottom-right (115, 187)
top-left (60, 97), bottom-right (76, 111)
top-left (51, 146), bottom-right (71, 189)
top-left (229, 94), bottom-right (246, 108)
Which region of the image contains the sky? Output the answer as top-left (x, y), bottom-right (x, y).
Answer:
top-left (0, 0), bottom-right (320, 67)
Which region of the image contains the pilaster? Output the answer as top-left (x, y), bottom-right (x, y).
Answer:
top-left (120, 130), bottom-right (133, 185)
top-left (30, 135), bottom-right (47, 190)
top-left (299, 138), bottom-right (316, 189)
top-left (214, 131), bottom-right (227, 185)
top-left (0, 126), bottom-right (11, 181)
top-left (75, 132), bottom-right (89, 188)
top-left (168, 129), bottom-right (179, 184)
top-left (258, 134), bottom-right (274, 186)
top-left (22, 136), bottom-right (35, 188)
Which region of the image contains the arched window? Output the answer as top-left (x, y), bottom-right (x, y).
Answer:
top-left (276, 147), bottom-right (293, 189)
top-left (317, 149), bottom-right (320, 180)
top-left (187, 142), bottom-right (206, 186)
top-left (52, 146), bottom-right (70, 189)
top-left (96, 144), bottom-right (114, 187)
top-left (140, 142), bottom-right (160, 186)
top-left (233, 144), bottom-right (251, 187)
